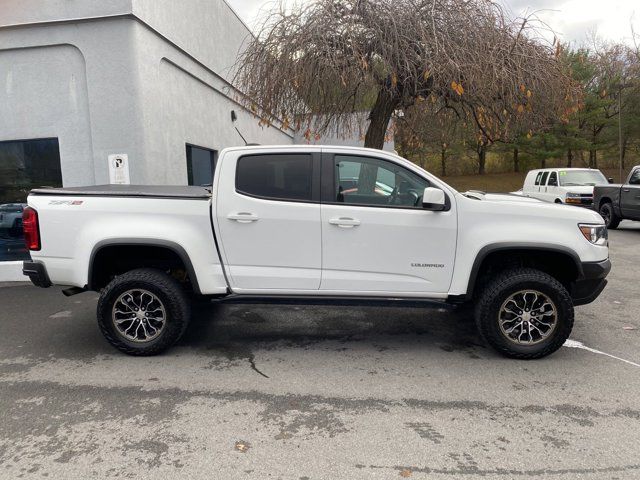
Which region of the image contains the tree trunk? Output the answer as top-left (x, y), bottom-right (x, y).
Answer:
top-left (589, 149), bottom-right (597, 168)
top-left (540, 158), bottom-right (546, 169)
top-left (364, 88), bottom-right (400, 150)
top-left (441, 147), bottom-right (447, 176)
top-left (621, 138), bottom-right (628, 169)
top-left (567, 149), bottom-right (573, 168)
top-left (513, 148), bottom-right (519, 172)
top-left (477, 144), bottom-right (486, 175)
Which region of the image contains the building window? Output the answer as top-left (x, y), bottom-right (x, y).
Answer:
top-left (0, 138), bottom-right (62, 262)
top-left (186, 145), bottom-right (216, 186)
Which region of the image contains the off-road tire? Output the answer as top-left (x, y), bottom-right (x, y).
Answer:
top-left (97, 268), bottom-right (191, 356)
top-left (599, 202), bottom-right (620, 229)
top-left (475, 268), bottom-right (574, 359)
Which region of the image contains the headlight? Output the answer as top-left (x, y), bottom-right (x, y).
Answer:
top-left (566, 192), bottom-right (582, 204)
top-left (578, 224), bottom-right (608, 246)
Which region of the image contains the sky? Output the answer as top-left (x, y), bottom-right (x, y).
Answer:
top-left (225, 0), bottom-right (640, 47)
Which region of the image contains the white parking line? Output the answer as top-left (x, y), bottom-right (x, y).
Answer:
top-left (564, 339), bottom-right (640, 368)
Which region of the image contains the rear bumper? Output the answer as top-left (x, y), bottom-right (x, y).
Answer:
top-left (22, 261), bottom-right (52, 288)
top-left (571, 258), bottom-right (611, 306)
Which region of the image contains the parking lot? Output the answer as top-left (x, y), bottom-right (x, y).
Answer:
top-left (0, 223), bottom-right (638, 479)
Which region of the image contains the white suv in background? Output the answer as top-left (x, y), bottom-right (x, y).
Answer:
top-left (522, 168), bottom-right (612, 208)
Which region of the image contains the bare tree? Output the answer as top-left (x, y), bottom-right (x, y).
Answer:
top-left (234, 0), bottom-right (575, 150)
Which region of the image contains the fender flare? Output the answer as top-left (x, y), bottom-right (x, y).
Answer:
top-left (463, 242), bottom-right (583, 300)
top-left (87, 238), bottom-right (201, 294)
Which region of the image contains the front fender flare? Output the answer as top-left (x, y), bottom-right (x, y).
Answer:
top-left (463, 242), bottom-right (583, 301)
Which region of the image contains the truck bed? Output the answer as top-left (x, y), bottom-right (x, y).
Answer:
top-left (30, 184), bottom-right (211, 200)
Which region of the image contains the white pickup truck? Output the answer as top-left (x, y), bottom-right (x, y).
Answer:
top-left (22, 146), bottom-right (610, 359)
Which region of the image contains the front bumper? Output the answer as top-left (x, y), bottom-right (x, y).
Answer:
top-left (22, 261), bottom-right (52, 288)
top-left (571, 258), bottom-right (611, 306)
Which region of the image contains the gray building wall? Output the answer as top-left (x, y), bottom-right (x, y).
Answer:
top-left (0, 0), bottom-right (293, 187)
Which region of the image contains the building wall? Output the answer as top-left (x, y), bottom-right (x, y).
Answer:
top-left (0, 19), bottom-right (144, 186)
top-left (0, 2), bottom-right (293, 188)
top-left (131, 19), bottom-right (293, 185)
top-left (1, 0), bottom-right (133, 25)
top-left (131, 0), bottom-right (252, 83)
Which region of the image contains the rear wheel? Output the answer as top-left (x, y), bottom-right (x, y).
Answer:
top-left (599, 202), bottom-right (620, 229)
top-left (475, 268), bottom-right (574, 359)
top-left (97, 268), bottom-right (191, 356)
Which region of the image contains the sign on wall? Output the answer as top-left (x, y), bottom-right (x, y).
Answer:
top-left (108, 154), bottom-right (131, 185)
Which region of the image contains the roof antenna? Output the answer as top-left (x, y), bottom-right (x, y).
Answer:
top-left (231, 110), bottom-right (248, 146)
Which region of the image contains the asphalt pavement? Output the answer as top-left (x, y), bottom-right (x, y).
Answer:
top-left (1, 222), bottom-right (639, 479)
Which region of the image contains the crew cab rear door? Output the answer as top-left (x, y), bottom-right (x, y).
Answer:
top-left (215, 148), bottom-right (322, 291)
top-left (621, 168), bottom-right (640, 219)
top-left (319, 150), bottom-right (457, 294)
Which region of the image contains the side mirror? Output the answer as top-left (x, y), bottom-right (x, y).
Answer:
top-left (608, 177), bottom-right (614, 184)
top-left (548, 179), bottom-right (558, 187)
top-left (422, 187), bottom-right (446, 211)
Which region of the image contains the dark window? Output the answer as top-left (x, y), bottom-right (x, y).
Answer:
top-left (186, 145), bottom-right (216, 186)
top-left (534, 172), bottom-right (543, 186)
top-left (540, 172), bottom-right (549, 186)
top-left (629, 169), bottom-right (640, 185)
top-left (0, 138), bottom-right (62, 262)
top-left (548, 172), bottom-right (558, 186)
top-left (334, 155), bottom-right (429, 208)
top-left (236, 154), bottom-right (313, 201)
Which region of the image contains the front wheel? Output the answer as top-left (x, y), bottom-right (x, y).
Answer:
top-left (475, 268), bottom-right (574, 359)
top-left (599, 202), bottom-right (620, 229)
top-left (97, 268), bottom-right (191, 356)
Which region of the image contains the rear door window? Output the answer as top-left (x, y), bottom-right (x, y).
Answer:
top-left (236, 154), bottom-right (314, 202)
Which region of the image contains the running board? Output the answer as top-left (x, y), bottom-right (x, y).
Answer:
top-left (209, 294), bottom-right (455, 309)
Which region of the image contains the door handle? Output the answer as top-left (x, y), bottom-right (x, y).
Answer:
top-left (623, 188), bottom-right (630, 192)
top-left (329, 217), bottom-right (361, 228)
top-left (227, 212), bottom-right (259, 223)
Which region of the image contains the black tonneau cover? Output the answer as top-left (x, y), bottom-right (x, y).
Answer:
top-left (30, 184), bottom-right (211, 200)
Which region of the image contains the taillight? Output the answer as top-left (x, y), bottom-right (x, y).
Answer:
top-left (23, 207), bottom-right (41, 251)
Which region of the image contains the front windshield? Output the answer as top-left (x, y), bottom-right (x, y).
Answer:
top-left (559, 170), bottom-right (608, 186)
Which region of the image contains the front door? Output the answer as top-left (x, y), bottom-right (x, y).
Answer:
top-left (320, 153), bottom-right (457, 295)
top-left (621, 168), bottom-right (640, 219)
top-left (216, 150), bottom-right (322, 291)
